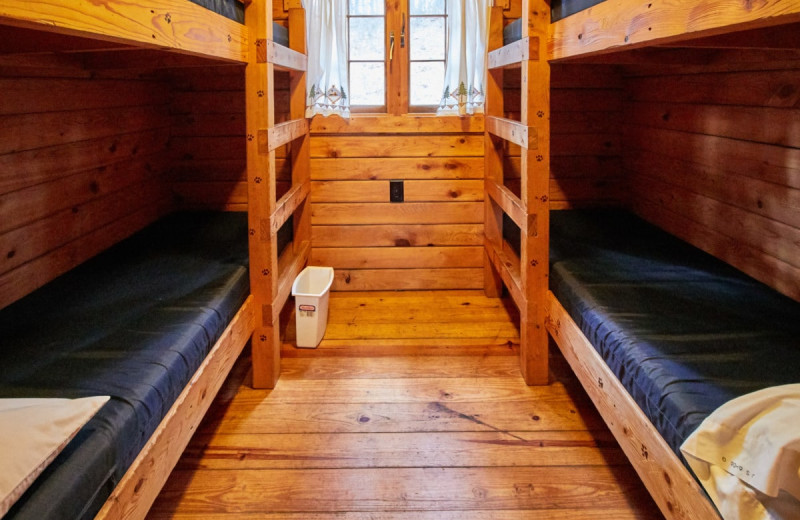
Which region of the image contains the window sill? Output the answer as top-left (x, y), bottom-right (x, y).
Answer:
top-left (309, 113), bottom-right (485, 134)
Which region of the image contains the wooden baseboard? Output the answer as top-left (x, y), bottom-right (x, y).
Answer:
top-left (95, 296), bottom-right (255, 520)
top-left (545, 291), bottom-right (721, 520)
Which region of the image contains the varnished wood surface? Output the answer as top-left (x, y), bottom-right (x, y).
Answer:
top-left (149, 291), bottom-right (662, 519)
top-left (624, 64), bottom-right (800, 301)
top-left (0, 0), bottom-right (247, 62)
top-left (0, 55), bottom-right (171, 309)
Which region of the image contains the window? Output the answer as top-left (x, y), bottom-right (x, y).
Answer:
top-left (347, 0), bottom-right (447, 114)
top-left (408, 0), bottom-right (446, 110)
top-left (347, 0), bottom-right (386, 110)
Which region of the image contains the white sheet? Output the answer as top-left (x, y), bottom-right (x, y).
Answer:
top-left (0, 396), bottom-right (109, 516)
top-left (681, 384), bottom-right (800, 520)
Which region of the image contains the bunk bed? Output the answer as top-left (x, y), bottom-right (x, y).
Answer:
top-left (484, 1), bottom-right (551, 386)
top-left (0, 212), bottom-right (253, 519)
top-left (546, 209), bottom-right (800, 519)
top-left (489, 0), bottom-right (800, 519)
top-left (0, 0), bottom-right (308, 517)
top-left (245, 3), bottom-right (310, 389)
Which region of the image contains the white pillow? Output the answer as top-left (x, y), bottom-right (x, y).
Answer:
top-left (0, 396), bottom-right (109, 516)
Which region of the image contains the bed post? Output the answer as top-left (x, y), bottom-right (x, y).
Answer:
top-left (484, 6), bottom-right (506, 299)
top-left (247, 0), bottom-right (310, 388)
top-left (246, 0), bottom-right (281, 388)
top-left (484, 0), bottom-right (550, 385)
top-left (519, 0), bottom-right (550, 385)
top-left (289, 7), bottom-right (311, 265)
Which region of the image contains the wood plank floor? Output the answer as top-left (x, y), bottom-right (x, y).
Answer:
top-left (148, 291), bottom-right (663, 519)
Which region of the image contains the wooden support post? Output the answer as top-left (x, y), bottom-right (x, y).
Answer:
top-left (246, 0), bottom-right (280, 388)
top-left (519, 0), bottom-right (550, 385)
top-left (288, 7), bottom-right (312, 253)
top-left (483, 5), bottom-right (505, 298)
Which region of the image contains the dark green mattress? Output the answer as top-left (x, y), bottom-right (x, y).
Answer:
top-left (0, 212), bottom-right (249, 519)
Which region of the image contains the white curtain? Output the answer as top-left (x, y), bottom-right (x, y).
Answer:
top-left (304, 0), bottom-right (350, 118)
top-left (437, 0), bottom-right (490, 116)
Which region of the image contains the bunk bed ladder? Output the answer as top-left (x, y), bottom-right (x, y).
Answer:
top-left (484, 0), bottom-right (550, 385)
top-left (246, 0), bottom-right (310, 389)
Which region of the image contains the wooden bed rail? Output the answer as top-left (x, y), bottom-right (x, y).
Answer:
top-left (95, 297), bottom-right (255, 520)
top-left (246, 3), bottom-right (310, 389)
top-left (0, 0), bottom-right (248, 62)
top-left (549, 0), bottom-right (800, 61)
top-left (266, 40), bottom-right (307, 70)
top-left (546, 292), bottom-right (723, 520)
top-left (488, 36), bottom-right (540, 68)
top-left (484, 1), bottom-right (550, 385)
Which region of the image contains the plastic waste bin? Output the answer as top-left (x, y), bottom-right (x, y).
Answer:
top-left (291, 266), bottom-right (334, 348)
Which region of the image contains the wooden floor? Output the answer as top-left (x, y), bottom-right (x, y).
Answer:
top-left (149, 291), bottom-right (662, 519)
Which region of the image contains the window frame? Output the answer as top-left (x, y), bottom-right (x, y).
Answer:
top-left (346, 0), bottom-right (447, 116)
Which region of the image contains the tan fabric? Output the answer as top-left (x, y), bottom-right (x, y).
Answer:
top-left (681, 384), bottom-right (800, 520)
top-left (0, 396), bottom-right (109, 516)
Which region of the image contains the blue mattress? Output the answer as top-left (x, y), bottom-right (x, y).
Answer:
top-left (0, 212), bottom-right (249, 519)
top-left (549, 210), bottom-right (800, 458)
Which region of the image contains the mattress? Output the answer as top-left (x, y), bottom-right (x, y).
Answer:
top-left (502, 18), bottom-right (522, 46)
top-left (549, 210), bottom-right (800, 458)
top-left (0, 212), bottom-right (249, 519)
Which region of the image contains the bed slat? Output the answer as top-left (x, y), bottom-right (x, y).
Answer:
top-left (0, 0), bottom-right (247, 62)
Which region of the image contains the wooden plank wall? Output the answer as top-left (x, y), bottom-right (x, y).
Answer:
top-left (503, 64), bottom-right (624, 209)
top-left (0, 55), bottom-right (171, 309)
top-left (168, 65), bottom-right (292, 210)
top-left (309, 129), bottom-right (486, 292)
top-left (623, 61), bottom-right (800, 301)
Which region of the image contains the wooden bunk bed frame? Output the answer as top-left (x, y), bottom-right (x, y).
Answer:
top-left (484, 0), bottom-right (551, 386)
top-left (0, 0), bottom-right (309, 516)
top-left (487, 0), bottom-right (800, 519)
top-left (245, 0), bottom-right (311, 390)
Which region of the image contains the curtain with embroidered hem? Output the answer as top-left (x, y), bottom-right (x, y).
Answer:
top-left (305, 0), bottom-right (350, 118)
top-left (436, 0), bottom-right (490, 116)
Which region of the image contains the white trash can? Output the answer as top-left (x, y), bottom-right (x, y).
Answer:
top-left (291, 266), bottom-right (334, 348)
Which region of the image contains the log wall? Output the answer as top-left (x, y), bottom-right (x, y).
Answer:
top-left (623, 62), bottom-right (800, 301)
top-left (308, 125), bottom-right (486, 292)
top-left (503, 64), bottom-right (624, 209)
top-left (168, 65), bottom-right (292, 211)
top-left (0, 56), bottom-right (171, 309)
